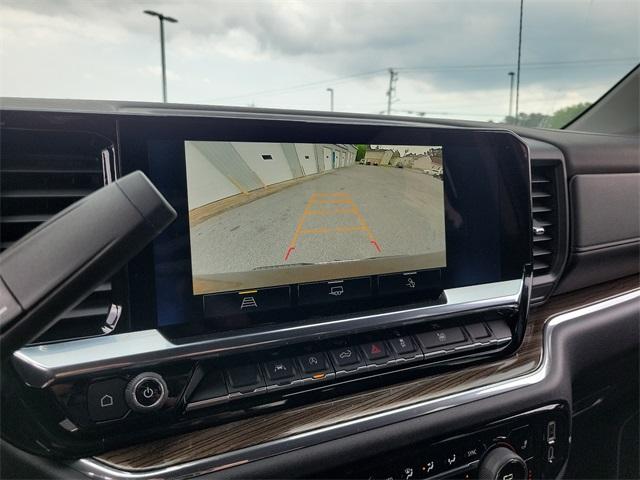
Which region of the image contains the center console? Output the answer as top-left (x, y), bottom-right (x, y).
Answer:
top-left (6, 115), bottom-right (533, 464)
top-left (330, 404), bottom-right (569, 480)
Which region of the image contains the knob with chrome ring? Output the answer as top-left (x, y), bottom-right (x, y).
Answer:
top-left (478, 446), bottom-right (528, 480)
top-left (125, 372), bottom-right (168, 412)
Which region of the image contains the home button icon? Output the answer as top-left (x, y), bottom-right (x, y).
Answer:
top-left (87, 378), bottom-right (129, 422)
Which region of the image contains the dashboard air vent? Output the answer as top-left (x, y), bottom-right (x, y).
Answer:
top-left (531, 165), bottom-right (557, 275)
top-left (530, 159), bottom-right (568, 303)
top-left (0, 128), bottom-right (125, 343)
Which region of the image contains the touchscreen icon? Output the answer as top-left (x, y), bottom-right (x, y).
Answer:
top-left (329, 285), bottom-right (344, 296)
top-left (240, 296), bottom-right (258, 309)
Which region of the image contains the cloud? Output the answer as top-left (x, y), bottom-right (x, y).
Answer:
top-left (1, 0), bottom-right (638, 120)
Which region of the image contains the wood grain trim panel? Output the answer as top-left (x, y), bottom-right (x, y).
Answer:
top-left (97, 276), bottom-right (639, 471)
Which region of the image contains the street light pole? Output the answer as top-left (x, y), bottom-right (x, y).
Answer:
top-left (144, 10), bottom-right (178, 103)
top-left (514, 0), bottom-right (524, 124)
top-left (326, 87), bottom-right (334, 112)
top-left (508, 71), bottom-right (515, 119)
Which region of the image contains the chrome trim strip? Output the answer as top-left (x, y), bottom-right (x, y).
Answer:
top-left (69, 288), bottom-right (639, 480)
top-left (12, 280), bottom-right (522, 388)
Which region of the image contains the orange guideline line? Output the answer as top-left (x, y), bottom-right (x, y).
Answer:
top-left (312, 199), bottom-right (353, 204)
top-left (284, 191), bottom-right (382, 261)
top-left (303, 208), bottom-right (357, 216)
top-left (300, 226), bottom-right (368, 234)
top-left (348, 197), bottom-right (382, 252)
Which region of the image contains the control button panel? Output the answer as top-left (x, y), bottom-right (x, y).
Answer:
top-left (330, 404), bottom-right (569, 480)
top-left (203, 286), bottom-right (291, 318)
top-left (182, 319), bottom-right (514, 411)
top-left (298, 277), bottom-right (371, 306)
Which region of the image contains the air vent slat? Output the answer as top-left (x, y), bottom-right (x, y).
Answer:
top-left (531, 175), bottom-right (551, 184)
top-left (532, 191), bottom-right (551, 199)
top-left (533, 235), bottom-right (552, 242)
top-left (533, 219), bottom-right (552, 228)
top-left (533, 247), bottom-right (552, 257)
top-left (533, 260), bottom-right (550, 271)
top-left (532, 206), bottom-right (552, 213)
top-left (1, 128), bottom-right (123, 344)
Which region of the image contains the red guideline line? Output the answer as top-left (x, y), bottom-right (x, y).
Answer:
top-left (370, 240), bottom-right (382, 252)
top-left (284, 246), bottom-right (296, 261)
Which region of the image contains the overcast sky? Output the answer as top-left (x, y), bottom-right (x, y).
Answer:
top-left (0, 0), bottom-right (638, 121)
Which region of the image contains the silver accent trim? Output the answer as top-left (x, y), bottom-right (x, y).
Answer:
top-left (13, 280), bottom-right (523, 388)
top-left (68, 287), bottom-right (639, 480)
top-left (101, 304), bottom-right (122, 334)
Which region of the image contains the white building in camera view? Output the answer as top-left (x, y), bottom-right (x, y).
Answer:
top-left (185, 142), bottom-right (358, 210)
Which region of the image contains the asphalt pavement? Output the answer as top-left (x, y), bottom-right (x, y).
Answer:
top-left (190, 165), bottom-right (445, 279)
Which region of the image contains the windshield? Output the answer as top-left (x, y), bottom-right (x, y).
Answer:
top-left (1, 0), bottom-right (638, 128)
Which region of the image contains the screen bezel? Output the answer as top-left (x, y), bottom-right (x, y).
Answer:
top-left (118, 114), bottom-right (531, 335)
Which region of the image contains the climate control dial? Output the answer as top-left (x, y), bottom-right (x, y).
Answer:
top-left (478, 446), bottom-right (527, 480)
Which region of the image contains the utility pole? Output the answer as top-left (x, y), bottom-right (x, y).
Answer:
top-left (326, 88), bottom-right (334, 112)
top-left (386, 68), bottom-right (398, 115)
top-left (144, 10), bottom-right (178, 103)
top-left (514, 0), bottom-right (524, 124)
top-left (508, 71), bottom-right (515, 119)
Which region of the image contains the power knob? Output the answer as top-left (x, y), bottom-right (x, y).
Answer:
top-left (478, 446), bottom-right (528, 480)
top-left (125, 372), bottom-right (168, 412)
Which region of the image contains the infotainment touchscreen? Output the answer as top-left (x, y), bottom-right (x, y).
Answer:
top-left (184, 141), bottom-right (446, 296)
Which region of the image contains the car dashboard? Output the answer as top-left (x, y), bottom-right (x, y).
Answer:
top-left (0, 99), bottom-right (638, 480)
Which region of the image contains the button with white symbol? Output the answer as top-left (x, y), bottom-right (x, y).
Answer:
top-left (87, 378), bottom-right (129, 422)
top-left (417, 327), bottom-right (468, 351)
top-left (329, 345), bottom-right (367, 374)
top-left (378, 269), bottom-right (441, 296)
top-left (389, 335), bottom-right (418, 358)
top-left (298, 277), bottom-right (371, 306)
top-left (125, 372), bottom-right (168, 412)
top-left (510, 425), bottom-right (534, 459)
top-left (298, 352), bottom-right (329, 374)
top-left (263, 359), bottom-right (296, 381)
top-left (421, 457), bottom-right (440, 477)
top-left (202, 286), bottom-right (290, 318)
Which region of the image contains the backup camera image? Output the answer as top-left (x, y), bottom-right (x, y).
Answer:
top-left (185, 141), bottom-right (446, 295)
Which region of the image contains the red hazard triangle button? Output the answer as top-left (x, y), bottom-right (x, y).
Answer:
top-left (363, 341), bottom-right (387, 361)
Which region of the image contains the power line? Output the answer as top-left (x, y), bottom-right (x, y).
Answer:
top-left (208, 68), bottom-right (386, 103)
top-left (207, 57), bottom-right (638, 104)
top-left (395, 57), bottom-right (638, 73)
top-left (386, 68), bottom-right (399, 115)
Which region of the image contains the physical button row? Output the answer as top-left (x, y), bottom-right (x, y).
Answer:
top-left (186, 320), bottom-right (511, 411)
